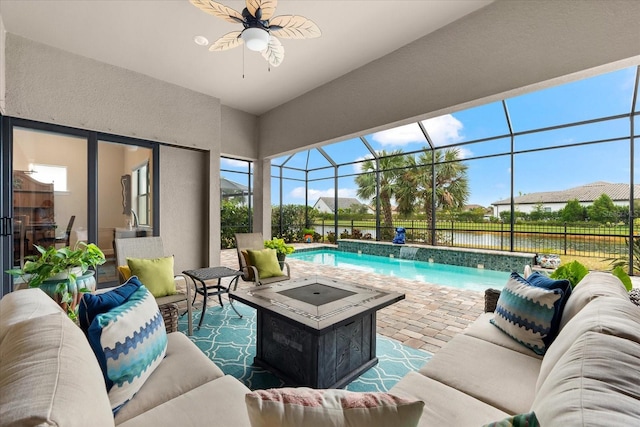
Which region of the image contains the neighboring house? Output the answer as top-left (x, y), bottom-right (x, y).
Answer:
top-left (313, 197), bottom-right (372, 214)
top-left (221, 178), bottom-right (249, 204)
top-left (491, 181), bottom-right (640, 217)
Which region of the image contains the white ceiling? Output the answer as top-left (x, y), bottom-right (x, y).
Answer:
top-left (0, 0), bottom-right (492, 116)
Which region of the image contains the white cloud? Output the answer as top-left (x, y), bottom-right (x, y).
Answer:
top-left (421, 115), bottom-right (464, 146)
top-left (352, 155), bottom-right (373, 173)
top-left (456, 147), bottom-right (473, 159)
top-left (290, 186), bottom-right (358, 203)
top-left (221, 158), bottom-right (249, 168)
top-left (370, 124), bottom-right (425, 147)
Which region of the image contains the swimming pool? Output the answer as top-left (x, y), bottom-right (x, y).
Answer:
top-left (289, 249), bottom-right (508, 292)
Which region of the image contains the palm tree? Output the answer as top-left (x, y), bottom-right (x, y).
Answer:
top-left (355, 150), bottom-right (406, 239)
top-left (396, 147), bottom-right (469, 244)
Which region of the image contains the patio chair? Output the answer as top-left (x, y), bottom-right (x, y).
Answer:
top-left (234, 232), bottom-right (291, 286)
top-left (114, 236), bottom-right (193, 335)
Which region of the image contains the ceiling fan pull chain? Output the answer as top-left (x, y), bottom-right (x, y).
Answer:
top-left (242, 46), bottom-right (245, 79)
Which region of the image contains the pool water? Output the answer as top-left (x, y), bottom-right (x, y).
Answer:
top-left (289, 249), bottom-right (508, 292)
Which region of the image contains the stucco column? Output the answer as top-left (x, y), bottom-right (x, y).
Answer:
top-left (253, 158), bottom-right (271, 239)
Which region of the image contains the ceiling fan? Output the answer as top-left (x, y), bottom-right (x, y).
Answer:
top-left (190, 0), bottom-right (321, 67)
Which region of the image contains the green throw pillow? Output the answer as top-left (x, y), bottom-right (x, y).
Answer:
top-left (127, 256), bottom-right (176, 298)
top-left (247, 249), bottom-right (284, 280)
top-left (483, 411), bottom-right (539, 427)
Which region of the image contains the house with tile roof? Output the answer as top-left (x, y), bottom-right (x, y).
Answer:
top-left (491, 182), bottom-right (640, 217)
top-left (313, 197), bottom-right (372, 214)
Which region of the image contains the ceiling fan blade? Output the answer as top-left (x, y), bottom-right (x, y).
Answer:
top-left (190, 0), bottom-right (244, 24)
top-left (246, 0), bottom-right (277, 20)
top-left (269, 15), bottom-right (321, 39)
top-left (209, 31), bottom-right (243, 51)
top-left (261, 36), bottom-right (284, 67)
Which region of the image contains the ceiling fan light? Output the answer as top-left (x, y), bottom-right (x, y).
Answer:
top-left (241, 27), bottom-right (269, 51)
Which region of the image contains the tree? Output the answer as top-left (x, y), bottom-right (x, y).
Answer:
top-left (587, 194), bottom-right (616, 223)
top-left (355, 150), bottom-right (406, 240)
top-left (396, 148), bottom-right (469, 243)
top-left (560, 199), bottom-right (586, 222)
top-left (529, 202), bottom-right (546, 221)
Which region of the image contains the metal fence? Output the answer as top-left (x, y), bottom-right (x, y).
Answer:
top-left (302, 219), bottom-right (630, 259)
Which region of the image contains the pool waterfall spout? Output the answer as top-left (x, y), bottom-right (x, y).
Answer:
top-left (399, 246), bottom-right (419, 260)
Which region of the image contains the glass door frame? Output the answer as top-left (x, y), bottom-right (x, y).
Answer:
top-left (1, 116), bottom-right (160, 297)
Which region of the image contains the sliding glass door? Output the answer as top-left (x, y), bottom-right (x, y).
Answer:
top-left (1, 118), bottom-right (159, 296)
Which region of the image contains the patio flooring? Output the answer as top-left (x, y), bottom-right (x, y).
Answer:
top-left (220, 243), bottom-right (487, 354)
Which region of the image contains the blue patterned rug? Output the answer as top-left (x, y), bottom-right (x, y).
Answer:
top-left (178, 300), bottom-right (431, 391)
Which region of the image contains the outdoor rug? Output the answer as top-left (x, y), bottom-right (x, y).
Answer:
top-left (178, 300), bottom-right (431, 391)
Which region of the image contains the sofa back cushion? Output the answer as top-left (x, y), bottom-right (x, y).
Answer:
top-left (531, 331), bottom-right (640, 425)
top-left (559, 271), bottom-right (628, 330)
top-left (0, 288), bottom-right (63, 343)
top-left (536, 296), bottom-right (640, 392)
top-left (0, 311), bottom-right (114, 426)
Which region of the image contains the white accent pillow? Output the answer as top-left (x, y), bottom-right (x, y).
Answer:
top-left (245, 387), bottom-right (424, 427)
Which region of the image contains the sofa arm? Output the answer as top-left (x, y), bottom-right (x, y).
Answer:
top-left (484, 288), bottom-right (501, 313)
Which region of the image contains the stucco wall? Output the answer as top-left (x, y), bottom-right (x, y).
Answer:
top-left (5, 34), bottom-right (221, 151)
top-left (221, 105), bottom-right (258, 160)
top-left (4, 34), bottom-right (223, 264)
top-left (159, 145), bottom-right (212, 272)
top-left (259, 0), bottom-right (640, 157)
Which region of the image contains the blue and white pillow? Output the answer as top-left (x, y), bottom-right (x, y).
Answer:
top-left (78, 276), bottom-right (143, 332)
top-left (87, 284), bottom-right (167, 414)
top-left (526, 272), bottom-right (571, 342)
top-left (490, 272), bottom-right (563, 355)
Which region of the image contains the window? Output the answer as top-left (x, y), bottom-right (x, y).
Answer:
top-left (132, 162), bottom-right (150, 226)
top-left (31, 164), bottom-right (67, 192)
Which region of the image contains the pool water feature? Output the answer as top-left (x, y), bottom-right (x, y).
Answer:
top-left (289, 249), bottom-right (509, 292)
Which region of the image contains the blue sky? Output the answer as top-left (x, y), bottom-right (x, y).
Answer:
top-left (222, 66), bottom-right (639, 208)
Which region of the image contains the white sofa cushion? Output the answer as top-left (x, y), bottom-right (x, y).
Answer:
top-left (536, 296), bottom-right (640, 392)
top-left (117, 375), bottom-right (252, 427)
top-left (559, 271), bottom-right (629, 330)
top-left (463, 313), bottom-right (542, 359)
top-left (389, 371), bottom-right (510, 427)
top-left (419, 334), bottom-right (541, 415)
top-left (0, 288), bottom-right (63, 343)
top-left (532, 331), bottom-right (640, 425)
top-left (114, 332), bottom-right (225, 424)
top-left (0, 312), bottom-right (114, 427)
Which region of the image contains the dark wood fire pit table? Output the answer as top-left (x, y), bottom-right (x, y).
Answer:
top-left (230, 276), bottom-right (405, 389)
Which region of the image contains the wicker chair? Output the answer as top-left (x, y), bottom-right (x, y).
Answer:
top-left (234, 232), bottom-right (291, 286)
top-left (114, 237), bottom-right (193, 335)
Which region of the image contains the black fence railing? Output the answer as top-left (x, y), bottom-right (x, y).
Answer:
top-left (291, 219), bottom-right (632, 259)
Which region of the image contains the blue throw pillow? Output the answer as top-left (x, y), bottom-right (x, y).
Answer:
top-left (78, 276), bottom-right (142, 332)
top-left (490, 272), bottom-right (563, 355)
top-left (526, 272), bottom-right (571, 344)
top-left (86, 284), bottom-right (167, 414)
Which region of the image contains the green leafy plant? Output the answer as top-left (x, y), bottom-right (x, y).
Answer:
top-left (549, 260), bottom-right (589, 288)
top-left (604, 237), bottom-right (640, 275)
top-left (6, 242), bottom-right (106, 319)
top-left (263, 237), bottom-right (295, 256)
top-left (611, 266), bottom-right (633, 292)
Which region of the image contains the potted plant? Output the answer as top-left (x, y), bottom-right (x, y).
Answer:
top-left (302, 228), bottom-right (315, 243)
top-left (264, 237), bottom-right (295, 269)
top-left (6, 242), bottom-right (106, 320)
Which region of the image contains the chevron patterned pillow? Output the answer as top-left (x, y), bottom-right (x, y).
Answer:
top-left (87, 284), bottom-right (167, 414)
top-left (490, 272), bottom-right (563, 355)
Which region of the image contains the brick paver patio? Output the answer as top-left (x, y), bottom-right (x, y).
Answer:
top-left (220, 244), bottom-right (487, 354)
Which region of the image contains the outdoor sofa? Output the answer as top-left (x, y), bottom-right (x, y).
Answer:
top-left (1, 271), bottom-right (639, 426)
